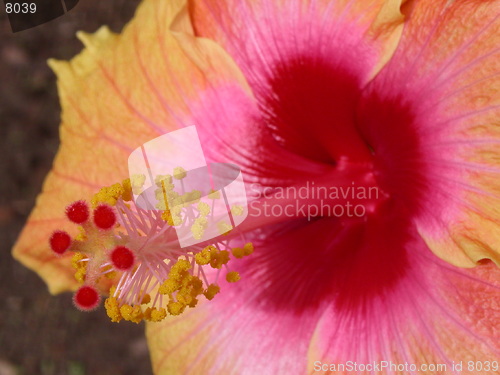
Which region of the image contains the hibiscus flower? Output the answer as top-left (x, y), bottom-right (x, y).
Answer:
top-left (13, 0), bottom-right (499, 374)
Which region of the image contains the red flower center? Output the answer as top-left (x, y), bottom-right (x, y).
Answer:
top-left (235, 57), bottom-right (429, 313)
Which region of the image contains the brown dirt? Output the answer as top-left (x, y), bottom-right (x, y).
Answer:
top-left (0, 2), bottom-right (154, 374)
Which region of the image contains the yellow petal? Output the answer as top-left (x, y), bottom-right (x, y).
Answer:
top-left (358, 0), bottom-right (500, 268)
top-left (12, 0), bottom-right (249, 293)
top-left (404, 0), bottom-right (500, 267)
top-left (146, 302), bottom-right (225, 374)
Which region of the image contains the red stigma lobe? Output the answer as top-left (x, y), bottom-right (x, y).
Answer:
top-left (110, 246), bottom-right (135, 270)
top-left (73, 285), bottom-right (100, 311)
top-left (93, 204), bottom-right (116, 230)
top-left (49, 231), bottom-right (71, 254)
top-left (66, 200), bottom-right (90, 224)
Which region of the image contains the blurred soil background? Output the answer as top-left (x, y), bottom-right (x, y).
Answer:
top-left (0, 1), bottom-right (154, 374)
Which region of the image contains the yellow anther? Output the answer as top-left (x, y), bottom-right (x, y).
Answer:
top-left (219, 250), bottom-right (230, 264)
top-left (75, 268), bottom-right (86, 283)
top-left (199, 245), bottom-right (219, 264)
top-left (150, 308), bottom-right (167, 322)
top-left (165, 195), bottom-right (182, 209)
top-left (167, 259), bottom-right (192, 284)
top-left (105, 271), bottom-right (117, 280)
top-left (208, 189), bottom-right (220, 199)
top-left (143, 307), bottom-right (153, 321)
top-left (189, 276), bottom-right (203, 293)
top-left (155, 196), bottom-right (165, 208)
top-left (184, 276), bottom-right (203, 294)
top-left (161, 189), bottom-right (179, 205)
top-left (161, 210), bottom-right (175, 226)
top-left (155, 174), bottom-right (172, 187)
top-left (195, 247), bottom-right (211, 265)
top-left (157, 179), bottom-right (176, 211)
top-left (168, 269), bottom-right (188, 283)
top-left (91, 183), bottom-right (124, 207)
top-left (210, 250), bottom-right (230, 269)
top-left (131, 307), bottom-right (144, 322)
top-left (159, 278), bottom-right (180, 295)
top-left (171, 259), bottom-right (191, 273)
top-left (120, 304), bottom-right (132, 319)
top-left (205, 245), bottom-right (218, 254)
top-left (71, 253), bottom-right (87, 282)
top-left (177, 290), bottom-right (194, 305)
top-left (155, 187), bottom-right (167, 201)
top-left (121, 178), bottom-right (133, 202)
top-left (177, 190), bottom-right (201, 207)
top-left (162, 206), bottom-right (183, 226)
top-left (161, 206), bottom-right (183, 226)
top-left (180, 276), bottom-right (191, 288)
top-left (191, 217), bottom-right (208, 240)
top-left (75, 226), bottom-right (87, 242)
top-left (71, 252), bottom-right (85, 269)
top-left (197, 202), bottom-right (210, 216)
top-left (231, 247), bottom-right (245, 259)
top-left (217, 221), bottom-right (233, 235)
top-left (131, 174), bottom-right (146, 194)
top-left (226, 271), bottom-right (241, 283)
top-left (167, 301), bottom-right (186, 316)
top-left (172, 215), bottom-right (183, 226)
top-left (174, 274), bottom-right (204, 308)
top-left (120, 304), bottom-right (143, 324)
top-left (243, 242), bottom-right (254, 256)
top-left (104, 297), bottom-right (123, 323)
top-left (197, 217), bottom-right (208, 226)
top-left (231, 205), bottom-right (244, 216)
top-left (173, 167), bottom-right (187, 180)
top-left (141, 294), bottom-right (151, 305)
top-left (191, 224), bottom-right (204, 240)
top-left (203, 284), bottom-right (220, 300)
